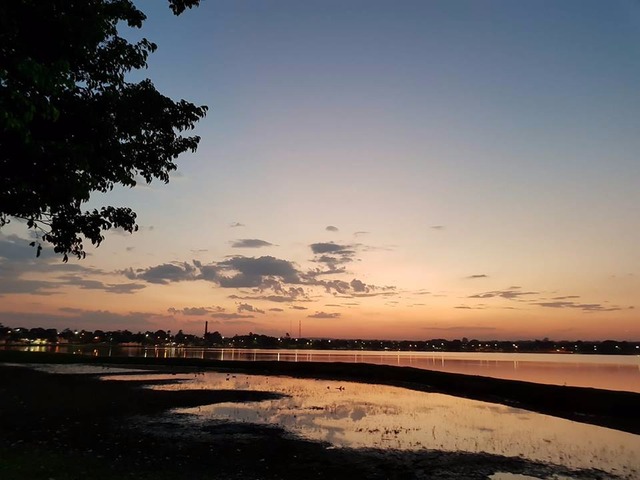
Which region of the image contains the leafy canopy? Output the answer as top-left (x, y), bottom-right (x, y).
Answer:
top-left (0, 0), bottom-right (206, 260)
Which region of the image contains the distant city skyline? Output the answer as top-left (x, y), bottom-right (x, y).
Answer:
top-left (1, 0), bottom-right (638, 340)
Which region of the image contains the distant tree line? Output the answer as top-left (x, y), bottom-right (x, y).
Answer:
top-left (1, 324), bottom-right (638, 355)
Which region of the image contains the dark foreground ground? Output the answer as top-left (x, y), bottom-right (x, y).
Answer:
top-left (0, 351), bottom-right (636, 480)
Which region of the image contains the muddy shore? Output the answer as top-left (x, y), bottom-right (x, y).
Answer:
top-left (2, 350), bottom-right (638, 435)
top-left (0, 351), bottom-right (636, 479)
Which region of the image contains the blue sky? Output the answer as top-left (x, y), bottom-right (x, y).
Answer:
top-left (1, 0), bottom-right (639, 339)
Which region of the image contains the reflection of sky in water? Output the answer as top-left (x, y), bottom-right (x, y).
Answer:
top-left (8, 347), bottom-right (640, 392)
top-left (24, 364), bottom-right (637, 479)
top-left (103, 371), bottom-right (640, 480)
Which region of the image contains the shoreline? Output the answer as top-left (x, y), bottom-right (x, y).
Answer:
top-left (1, 350), bottom-right (638, 435)
top-left (1, 359), bottom-right (631, 479)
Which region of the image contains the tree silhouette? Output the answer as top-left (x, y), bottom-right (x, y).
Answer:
top-left (0, 0), bottom-right (206, 261)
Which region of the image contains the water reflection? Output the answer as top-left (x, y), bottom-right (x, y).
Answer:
top-left (104, 371), bottom-right (639, 479)
top-left (5, 345), bottom-right (640, 392)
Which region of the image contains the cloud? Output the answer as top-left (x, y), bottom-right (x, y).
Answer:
top-left (430, 225), bottom-right (445, 230)
top-left (229, 222), bottom-right (245, 228)
top-left (466, 274), bottom-right (488, 279)
top-left (217, 256), bottom-right (301, 287)
top-left (102, 283), bottom-right (146, 294)
top-left (307, 311), bottom-right (341, 319)
top-left (0, 276), bottom-right (60, 296)
top-left (0, 233), bottom-right (57, 261)
top-left (231, 239), bottom-right (274, 248)
top-left (317, 279), bottom-right (350, 294)
top-left (126, 256), bottom-right (302, 291)
top-left (122, 262), bottom-right (197, 284)
top-left (126, 250), bottom-right (396, 302)
top-left (325, 226), bottom-right (339, 232)
top-left (349, 290), bottom-right (397, 298)
top-left (237, 303), bottom-right (265, 314)
top-left (290, 305), bottom-right (308, 310)
top-left (358, 243), bottom-right (396, 252)
top-left (424, 325), bottom-right (497, 331)
top-left (354, 231), bottom-right (369, 237)
top-left (0, 308), bottom-right (161, 330)
top-left (167, 306), bottom-right (222, 316)
top-left (268, 308), bottom-right (284, 312)
top-left (310, 242), bottom-right (353, 255)
top-left (317, 279), bottom-right (396, 298)
top-left (228, 292), bottom-right (308, 303)
top-left (56, 275), bottom-right (146, 294)
top-left (534, 301), bottom-right (623, 312)
top-left (306, 264), bottom-right (348, 277)
top-left (0, 235), bottom-right (144, 296)
top-left (210, 312), bottom-right (254, 319)
top-left (469, 287), bottom-right (538, 300)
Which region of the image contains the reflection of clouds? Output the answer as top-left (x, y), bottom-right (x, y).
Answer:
top-left (350, 406), bottom-right (366, 421)
top-left (324, 403), bottom-right (352, 420)
top-left (150, 371), bottom-right (639, 478)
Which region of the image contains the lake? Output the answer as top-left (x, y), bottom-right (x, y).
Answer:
top-left (7, 345), bottom-right (640, 393)
top-left (28, 364), bottom-right (639, 479)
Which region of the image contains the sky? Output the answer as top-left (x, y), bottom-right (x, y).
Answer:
top-left (1, 0), bottom-right (639, 340)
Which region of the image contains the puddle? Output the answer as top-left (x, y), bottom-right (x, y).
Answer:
top-left (99, 370), bottom-right (640, 479)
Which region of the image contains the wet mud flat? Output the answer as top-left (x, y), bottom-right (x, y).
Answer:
top-left (0, 356), bottom-right (633, 479)
top-left (2, 350), bottom-right (638, 434)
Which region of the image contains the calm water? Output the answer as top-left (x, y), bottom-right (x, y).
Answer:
top-left (9, 345), bottom-right (640, 393)
top-left (104, 369), bottom-right (637, 479)
top-left (20, 364), bottom-right (640, 479)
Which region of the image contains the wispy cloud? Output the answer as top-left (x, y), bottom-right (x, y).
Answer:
top-left (325, 226), bottom-right (339, 232)
top-left (0, 234), bottom-right (145, 296)
top-left (168, 306), bottom-right (224, 316)
top-left (0, 308), bottom-right (162, 330)
top-left (534, 301), bottom-right (625, 312)
top-left (210, 312), bottom-right (254, 319)
top-left (469, 287), bottom-right (538, 300)
top-left (307, 311), bottom-right (341, 319)
top-left (423, 325), bottom-right (497, 331)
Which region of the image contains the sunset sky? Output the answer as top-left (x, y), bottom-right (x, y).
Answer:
top-left (1, 0), bottom-right (639, 340)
